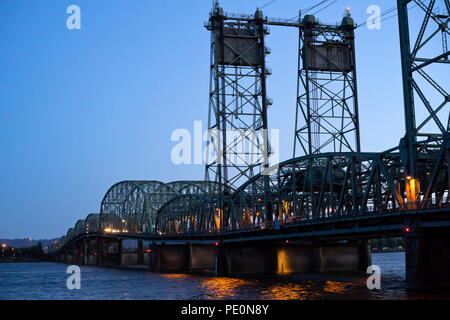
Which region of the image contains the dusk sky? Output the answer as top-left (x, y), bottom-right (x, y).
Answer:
top-left (0, 0), bottom-right (445, 239)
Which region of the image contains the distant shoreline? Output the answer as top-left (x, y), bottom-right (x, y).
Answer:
top-left (372, 248), bottom-right (405, 253)
top-left (0, 257), bottom-right (47, 263)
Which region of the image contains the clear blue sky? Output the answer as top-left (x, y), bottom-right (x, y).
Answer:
top-left (0, 0), bottom-right (445, 238)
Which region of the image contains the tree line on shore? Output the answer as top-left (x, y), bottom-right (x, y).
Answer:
top-left (0, 243), bottom-right (45, 260)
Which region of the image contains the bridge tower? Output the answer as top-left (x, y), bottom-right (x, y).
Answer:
top-left (204, 3), bottom-right (272, 219)
top-left (397, 0), bottom-right (450, 289)
top-left (293, 12), bottom-right (361, 157)
top-left (397, 0), bottom-right (449, 180)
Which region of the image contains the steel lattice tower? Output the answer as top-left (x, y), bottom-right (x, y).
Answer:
top-left (397, 0), bottom-right (449, 179)
top-left (204, 4), bottom-right (271, 198)
top-left (293, 13), bottom-right (361, 157)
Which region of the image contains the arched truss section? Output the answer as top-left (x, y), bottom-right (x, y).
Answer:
top-left (74, 220), bottom-right (85, 237)
top-left (66, 228), bottom-right (75, 244)
top-left (156, 194), bottom-right (218, 234)
top-left (100, 181), bottom-right (178, 233)
top-left (60, 236), bottom-right (66, 248)
top-left (228, 137), bottom-right (448, 231)
top-left (165, 181), bottom-right (224, 195)
top-left (85, 213), bottom-right (100, 233)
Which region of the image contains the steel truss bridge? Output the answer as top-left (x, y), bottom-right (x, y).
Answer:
top-left (48, 0), bottom-right (450, 290)
top-left (49, 135), bottom-right (449, 249)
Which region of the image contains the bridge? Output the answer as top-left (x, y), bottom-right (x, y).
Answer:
top-left (48, 0), bottom-right (450, 291)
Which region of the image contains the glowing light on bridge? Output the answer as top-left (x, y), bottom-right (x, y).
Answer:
top-left (406, 177), bottom-right (420, 209)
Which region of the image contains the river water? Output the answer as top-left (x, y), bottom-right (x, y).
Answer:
top-left (0, 252), bottom-right (448, 300)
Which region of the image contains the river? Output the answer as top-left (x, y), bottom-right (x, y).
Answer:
top-left (0, 252), bottom-right (448, 300)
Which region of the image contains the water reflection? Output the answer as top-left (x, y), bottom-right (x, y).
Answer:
top-left (198, 277), bottom-right (364, 300)
top-left (323, 281), bottom-right (350, 294)
top-left (261, 282), bottom-right (321, 300)
top-left (200, 277), bottom-right (254, 299)
top-left (160, 274), bottom-right (190, 279)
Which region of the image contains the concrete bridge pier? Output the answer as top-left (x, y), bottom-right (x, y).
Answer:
top-left (406, 228), bottom-right (450, 290)
top-left (81, 239), bottom-right (86, 265)
top-left (117, 239), bottom-right (127, 266)
top-left (189, 243), bottom-right (215, 273)
top-left (137, 240), bottom-right (144, 265)
top-left (117, 239), bottom-right (123, 265)
top-left (64, 250), bottom-right (70, 264)
top-left (214, 240), bottom-right (372, 276)
top-left (149, 243), bottom-right (188, 272)
top-left (358, 240), bottom-right (372, 272)
top-left (310, 240), bottom-right (371, 273)
top-left (88, 239), bottom-right (97, 265)
top-left (149, 243), bottom-right (216, 273)
top-left (71, 244), bottom-right (76, 265)
top-left (82, 238), bottom-right (89, 265)
top-left (214, 242), bottom-right (227, 276)
top-left (215, 242), bottom-right (277, 276)
top-left (96, 237), bottom-right (104, 267)
top-left (73, 243), bottom-right (84, 265)
top-left (149, 243), bottom-right (158, 271)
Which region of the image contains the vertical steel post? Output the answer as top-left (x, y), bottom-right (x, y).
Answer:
top-left (397, 0), bottom-right (418, 178)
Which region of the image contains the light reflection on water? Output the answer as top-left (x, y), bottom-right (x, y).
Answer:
top-left (0, 252), bottom-right (449, 300)
top-left (199, 278), bottom-right (254, 299)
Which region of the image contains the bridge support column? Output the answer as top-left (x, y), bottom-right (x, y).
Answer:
top-left (81, 239), bottom-right (86, 265)
top-left (137, 240), bottom-right (144, 265)
top-left (149, 243), bottom-right (159, 271)
top-left (71, 244), bottom-right (76, 265)
top-left (358, 240), bottom-right (372, 272)
top-left (148, 243), bottom-right (216, 273)
top-left (96, 237), bottom-right (103, 267)
top-left (186, 243), bottom-right (193, 273)
top-left (63, 250), bottom-right (67, 264)
top-left (117, 239), bottom-right (123, 266)
top-left (214, 243), bottom-right (228, 276)
top-left (84, 239), bottom-right (90, 265)
top-left (406, 229), bottom-right (450, 290)
top-left (265, 242), bottom-right (278, 275)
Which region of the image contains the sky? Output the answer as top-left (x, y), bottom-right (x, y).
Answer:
top-left (0, 0), bottom-right (447, 239)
